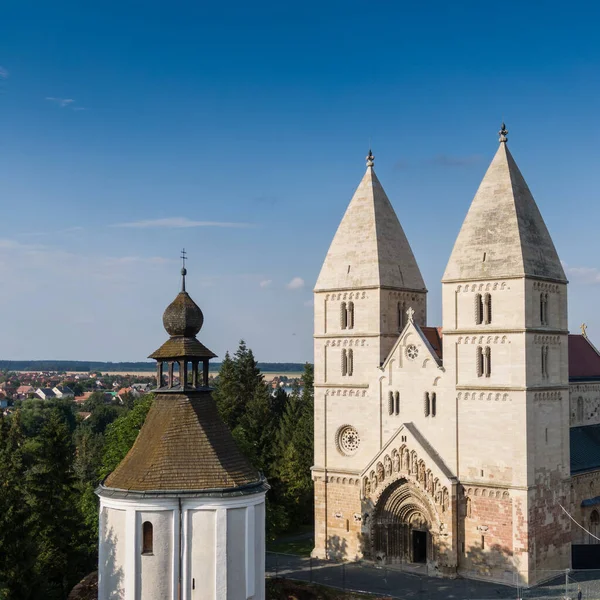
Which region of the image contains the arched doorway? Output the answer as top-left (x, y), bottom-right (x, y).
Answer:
top-left (372, 478), bottom-right (436, 564)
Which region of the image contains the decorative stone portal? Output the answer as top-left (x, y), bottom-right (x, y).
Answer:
top-left (372, 478), bottom-right (436, 565)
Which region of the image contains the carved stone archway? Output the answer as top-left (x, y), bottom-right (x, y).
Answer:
top-left (371, 478), bottom-right (438, 565)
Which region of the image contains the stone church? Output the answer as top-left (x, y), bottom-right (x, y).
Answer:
top-left (312, 125), bottom-right (600, 586)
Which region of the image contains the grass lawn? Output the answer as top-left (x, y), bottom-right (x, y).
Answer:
top-left (267, 524), bottom-right (314, 556)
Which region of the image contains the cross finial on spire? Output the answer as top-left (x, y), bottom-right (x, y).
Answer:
top-left (366, 149), bottom-right (374, 167)
top-left (180, 248), bottom-right (187, 292)
top-left (499, 122), bottom-right (508, 143)
top-left (582, 323), bottom-right (588, 338)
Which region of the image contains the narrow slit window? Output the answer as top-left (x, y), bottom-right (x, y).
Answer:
top-left (476, 346), bottom-right (484, 377)
top-left (475, 293), bottom-right (483, 325)
top-left (431, 392), bottom-right (437, 417)
top-left (340, 302), bottom-right (347, 330)
top-left (347, 301), bottom-right (354, 330)
top-left (394, 391), bottom-right (400, 415)
top-left (388, 391), bottom-right (394, 415)
top-left (142, 521), bottom-right (153, 555)
top-left (484, 293), bottom-right (492, 324)
top-left (341, 349), bottom-right (347, 376)
top-left (424, 392), bottom-right (430, 417)
top-left (398, 302), bottom-right (405, 332)
top-left (484, 346), bottom-right (491, 378)
top-left (347, 349), bottom-right (354, 376)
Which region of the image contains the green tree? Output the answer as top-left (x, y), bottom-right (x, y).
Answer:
top-left (275, 363), bottom-right (314, 526)
top-left (25, 409), bottom-right (86, 599)
top-left (0, 412), bottom-right (37, 599)
top-left (212, 351), bottom-right (238, 429)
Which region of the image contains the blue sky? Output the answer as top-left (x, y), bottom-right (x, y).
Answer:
top-left (1, 0), bottom-right (599, 362)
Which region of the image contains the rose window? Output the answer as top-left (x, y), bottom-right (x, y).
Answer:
top-left (338, 426), bottom-right (360, 455)
top-left (406, 344), bottom-right (419, 360)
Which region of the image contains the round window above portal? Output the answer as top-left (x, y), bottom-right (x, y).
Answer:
top-left (337, 425), bottom-right (360, 456)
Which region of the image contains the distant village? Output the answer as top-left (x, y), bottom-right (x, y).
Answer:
top-left (0, 369), bottom-right (303, 415)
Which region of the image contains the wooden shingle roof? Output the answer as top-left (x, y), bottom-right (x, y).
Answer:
top-left (103, 392), bottom-right (261, 494)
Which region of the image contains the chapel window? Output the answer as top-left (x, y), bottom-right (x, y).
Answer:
top-left (394, 391), bottom-right (400, 415)
top-left (475, 293), bottom-right (483, 325)
top-left (341, 349), bottom-right (347, 376)
top-left (484, 293), bottom-right (492, 324)
top-left (466, 497), bottom-right (472, 518)
top-left (142, 521), bottom-right (153, 555)
top-left (431, 392), bottom-right (437, 417)
top-left (388, 391), bottom-right (394, 415)
top-left (424, 392), bottom-right (430, 417)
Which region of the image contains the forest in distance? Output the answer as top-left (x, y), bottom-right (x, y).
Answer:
top-left (0, 360), bottom-right (307, 373)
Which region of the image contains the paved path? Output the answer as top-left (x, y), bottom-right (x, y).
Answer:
top-left (266, 553), bottom-right (600, 599)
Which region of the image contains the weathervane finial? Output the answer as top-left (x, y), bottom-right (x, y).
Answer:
top-left (499, 122), bottom-right (508, 143)
top-left (366, 149), bottom-right (374, 167)
top-left (180, 248), bottom-right (187, 292)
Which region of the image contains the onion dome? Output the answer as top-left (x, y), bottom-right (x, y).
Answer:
top-left (162, 290), bottom-right (204, 337)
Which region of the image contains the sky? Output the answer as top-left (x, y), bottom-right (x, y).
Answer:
top-left (1, 0), bottom-right (600, 363)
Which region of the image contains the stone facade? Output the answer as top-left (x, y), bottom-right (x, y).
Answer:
top-left (312, 137), bottom-right (595, 587)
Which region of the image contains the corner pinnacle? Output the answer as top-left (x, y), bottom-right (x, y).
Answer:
top-left (366, 149), bottom-right (375, 167)
top-left (499, 122), bottom-right (508, 143)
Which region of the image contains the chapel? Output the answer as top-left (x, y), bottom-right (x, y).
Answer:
top-left (97, 261), bottom-right (268, 600)
top-left (312, 125), bottom-right (600, 585)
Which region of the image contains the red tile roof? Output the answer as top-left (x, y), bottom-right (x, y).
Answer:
top-left (422, 327), bottom-right (443, 359)
top-left (569, 334), bottom-right (600, 380)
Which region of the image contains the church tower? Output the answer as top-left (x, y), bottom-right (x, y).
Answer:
top-left (442, 125), bottom-right (570, 584)
top-left (97, 258), bottom-right (269, 600)
top-left (313, 151), bottom-right (427, 559)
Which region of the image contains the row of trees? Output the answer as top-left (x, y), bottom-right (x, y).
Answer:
top-left (213, 342), bottom-right (314, 534)
top-left (0, 341), bottom-right (314, 597)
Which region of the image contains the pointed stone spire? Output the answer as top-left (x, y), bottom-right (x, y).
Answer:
top-left (443, 125), bottom-right (566, 283)
top-left (315, 152), bottom-right (426, 292)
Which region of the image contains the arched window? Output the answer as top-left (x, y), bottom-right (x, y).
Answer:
top-left (398, 302), bottom-right (405, 331)
top-left (431, 392), bottom-right (437, 416)
top-left (475, 294), bottom-right (483, 325)
top-left (590, 510), bottom-right (599, 544)
top-left (466, 497), bottom-right (472, 518)
top-left (388, 391), bottom-right (394, 415)
top-left (424, 392), bottom-right (430, 417)
top-left (142, 521), bottom-right (153, 554)
top-left (347, 349), bottom-right (354, 376)
top-left (484, 293), bottom-right (492, 324)
top-left (540, 293), bottom-right (549, 326)
top-left (484, 346), bottom-right (491, 378)
top-left (341, 349), bottom-right (347, 376)
top-left (340, 302), bottom-right (348, 330)
top-left (394, 391), bottom-right (400, 415)
top-left (476, 346), bottom-right (484, 377)
top-left (347, 302), bottom-right (354, 330)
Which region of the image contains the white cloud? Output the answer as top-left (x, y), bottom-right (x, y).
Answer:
top-left (259, 280), bottom-right (272, 288)
top-left (112, 217), bottom-right (252, 229)
top-left (287, 277), bottom-right (305, 290)
top-left (564, 265), bottom-right (600, 284)
top-left (46, 97), bottom-right (75, 107)
top-left (0, 66), bottom-right (8, 79)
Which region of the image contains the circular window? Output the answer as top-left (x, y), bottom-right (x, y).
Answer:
top-left (406, 344), bottom-right (419, 360)
top-left (337, 425), bottom-right (360, 456)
